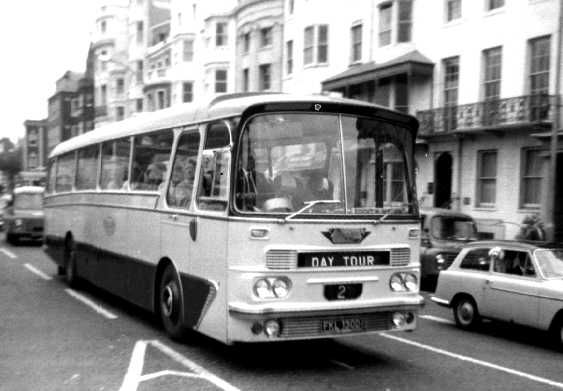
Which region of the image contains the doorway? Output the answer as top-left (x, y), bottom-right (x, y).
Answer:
top-left (434, 152), bottom-right (453, 209)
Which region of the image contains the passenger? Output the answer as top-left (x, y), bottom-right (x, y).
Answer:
top-left (306, 172), bottom-right (332, 200)
top-left (168, 159), bottom-right (196, 207)
top-left (144, 162), bottom-right (166, 190)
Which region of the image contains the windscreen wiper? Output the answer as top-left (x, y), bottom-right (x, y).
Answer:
top-left (283, 200), bottom-right (341, 223)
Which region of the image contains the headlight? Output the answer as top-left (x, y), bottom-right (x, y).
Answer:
top-left (253, 277), bottom-right (292, 299)
top-left (389, 273), bottom-right (418, 292)
top-left (436, 254), bottom-right (445, 264)
top-left (15, 219), bottom-right (23, 227)
top-left (390, 274), bottom-right (406, 292)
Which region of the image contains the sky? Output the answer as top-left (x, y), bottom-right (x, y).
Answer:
top-left (0, 1), bottom-right (98, 143)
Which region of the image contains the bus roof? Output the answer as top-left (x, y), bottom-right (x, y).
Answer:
top-left (49, 92), bottom-right (418, 159)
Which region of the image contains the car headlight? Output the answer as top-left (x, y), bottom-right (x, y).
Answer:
top-left (15, 219), bottom-right (23, 227)
top-left (253, 277), bottom-right (292, 299)
top-left (389, 272), bottom-right (418, 292)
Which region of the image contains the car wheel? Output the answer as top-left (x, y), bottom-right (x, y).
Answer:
top-left (6, 233), bottom-right (18, 245)
top-left (158, 264), bottom-right (189, 340)
top-left (453, 296), bottom-right (480, 329)
top-left (64, 239), bottom-right (79, 288)
top-left (551, 317), bottom-right (563, 351)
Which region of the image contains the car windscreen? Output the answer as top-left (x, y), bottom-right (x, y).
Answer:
top-left (14, 193), bottom-right (43, 210)
top-left (534, 249), bottom-right (563, 278)
top-left (430, 216), bottom-right (478, 241)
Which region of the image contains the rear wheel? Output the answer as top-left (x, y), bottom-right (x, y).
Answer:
top-left (159, 265), bottom-right (189, 340)
top-left (453, 296), bottom-right (480, 329)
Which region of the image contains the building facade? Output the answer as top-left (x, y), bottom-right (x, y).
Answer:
top-left (22, 120), bottom-right (48, 171)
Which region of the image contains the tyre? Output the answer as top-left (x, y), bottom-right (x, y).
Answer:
top-left (6, 233), bottom-right (18, 245)
top-left (550, 317), bottom-right (563, 351)
top-left (64, 239), bottom-right (79, 288)
top-left (453, 296), bottom-right (481, 329)
top-left (158, 264), bottom-right (189, 340)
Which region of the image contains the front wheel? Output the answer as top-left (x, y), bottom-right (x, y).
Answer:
top-left (159, 265), bottom-right (189, 340)
top-left (453, 296), bottom-right (480, 329)
top-left (550, 317), bottom-right (563, 351)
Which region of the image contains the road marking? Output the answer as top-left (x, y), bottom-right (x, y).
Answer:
top-left (381, 333), bottom-right (563, 390)
top-left (0, 248), bottom-right (17, 259)
top-left (119, 340), bottom-right (241, 391)
top-left (330, 359), bottom-right (355, 370)
top-left (23, 263), bottom-right (52, 280)
top-left (420, 314), bottom-right (455, 325)
top-left (65, 289), bottom-right (118, 320)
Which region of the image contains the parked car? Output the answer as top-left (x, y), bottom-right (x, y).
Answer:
top-left (431, 240), bottom-right (563, 348)
top-left (4, 186), bottom-right (44, 244)
top-left (420, 208), bottom-right (479, 287)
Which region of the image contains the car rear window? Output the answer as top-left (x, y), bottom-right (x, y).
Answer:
top-left (460, 248), bottom-right (491, 271)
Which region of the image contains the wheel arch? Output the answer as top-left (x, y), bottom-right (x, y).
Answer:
top-left (451, 292), bottom-right (478, 309)
top-left (548, 308), bottom-right (563, 333)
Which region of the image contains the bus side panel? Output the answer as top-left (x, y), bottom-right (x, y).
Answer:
top-left (187, 216), bottom-right (229, 343)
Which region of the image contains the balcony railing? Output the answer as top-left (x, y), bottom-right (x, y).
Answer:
top-left (416, 94), bottom-right (555, 136)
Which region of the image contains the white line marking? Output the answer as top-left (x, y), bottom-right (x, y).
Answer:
top-left (0, 248), bottom-right (17, 259)
top-left (149, 340), bottom-right (241, 391)
top-left (330, 359), bottom-right (355, 370)
top-left (23, 263), bottom-right (52, 280)
top-left (381, 333), bottom-right (563, 389)
top-left (420, 314), bottom-right (455, 325)
top-left (65, 289), bottom-right (118, 319)
top-left (119, 340), bottom-right (241, 391)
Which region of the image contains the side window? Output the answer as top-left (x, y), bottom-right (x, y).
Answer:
top-left (496, 250), bottom-right (536, 277)
top-left (167, 131), bottom-right (200, 208)
top-left (76, 145), bottom-right (99, 190)
top-left (197, 122), bottom-right (231, 211)
top-left (55, 152), bottom-right (75, 193)
top-left (101, 138), bottom-right (131, 191)
top-left (460, 248), bottom-right (491, 271)
top-left (46, 160), bottom-right (57, 194)
top-left (131, 130), bottom-right (173, 191)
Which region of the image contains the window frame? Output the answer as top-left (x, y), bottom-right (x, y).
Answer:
top-left (259, 63), bottom-right (271, 91)
top-left (216, 22), bottom-right (228, 47)
top-left (378, 2), bottom-right (392, 47)
top-left (350, 23), bottom-right (363, 63)
top-left (520, 147), bottom-right (543, 209)
top-left (215, 69), bottom-right (228, 93)
top-left (303, 24), bottom-right (329, 67)
top-left (446, 0), bottom-right (462, 22)
top-left (476, 149), bottom-right (498, 207)
top-left (286, 40), bottom-right (294, 75)
top-left (482, 46), bottom-right (502, 101)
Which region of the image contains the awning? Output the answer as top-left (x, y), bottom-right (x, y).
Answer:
top-left (322, 50), bottom-right (434, 91)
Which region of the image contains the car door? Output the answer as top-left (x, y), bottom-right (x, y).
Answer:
top-left (482, 249), bottom-right (540, 327)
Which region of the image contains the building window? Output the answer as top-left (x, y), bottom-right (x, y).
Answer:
top-left (398, 0), bottom-right (412, 42)
top-left (136, 21), bottom-right (144, 44)
top-left (443, 56), bottom-right (459, 130)
top-left (529, 36), bottom-right (550, 120)
top-left (351, 24), bottom-right (362, 63)
top-left (446, 0), bottom-right (462, 21)
top-left (136, 60), bottom-right (143, 83)
top-left (147, 93), bottom-right (154, 111)
top-left (379, 3), bottom-right (392, 46)
top-left (242, 68), bottom-right (249, 92)
top-left (157, 90), bottom-right (168, 109)
top-left (116, 106), bottom-right (125, 121)
top-left (286, 40), bottom-right (293, 75)
top-left (259, 64), bottom-right (271, 91)
top-left (216, 22), bottom-right (227, 46)
top-left (215, 69), bottom-right (227, 93)
top-left (483, 46), bottom-right (502, 101)
top-left (260, 27), bottom-right (272, 48)
top-left (100, 84), bottom-right (107, 105)
top-left (116, 78), bottom-right (125, 94)
top-left (384, 162), bottom-right (406, 203)
top-left (476, 150), bottom-right (497, 207)
top-left (183, 39), bottom-right (193, 61)
top-left (243, 33), bottom-right (250, 53)
top-left (100, 20), bottom-right (107, 34)
top-left (136, 98), bottom-right (143, 112)
top-left (303, 25), bottom-right (329, 66)
top-left (288, 0), bottom-right (294, 14)
top-left (182, 82), bottom-right (193, 102)
top-left (487, 0), bottom-right (504, 11)
top-left (521, 148), bottom-right (542, 208)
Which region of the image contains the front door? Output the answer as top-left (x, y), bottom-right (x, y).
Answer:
top-left (434, 152), bottom-right (452, 209)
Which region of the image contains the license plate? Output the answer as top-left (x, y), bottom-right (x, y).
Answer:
top-left (321, 318), bottom-right (366, 334)
top-left (298, 251), bottom-right (389, 268)
top-left (324, 284), bottom-right (362, 301)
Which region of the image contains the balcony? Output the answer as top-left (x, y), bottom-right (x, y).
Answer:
top-left (417, 94), bottom-right (555, 137)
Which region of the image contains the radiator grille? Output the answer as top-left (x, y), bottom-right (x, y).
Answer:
top-left (266, 249), bottom-right (297, 270)
top-left (390, 247), bottom-right (411, 266)
top-left (280, 312), bottom-right (392, 338)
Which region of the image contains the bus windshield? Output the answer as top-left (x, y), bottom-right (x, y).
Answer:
top-left (235, 113), bottom-right (416, 216)
top-left (14, 193), bottom-right (43, 210)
